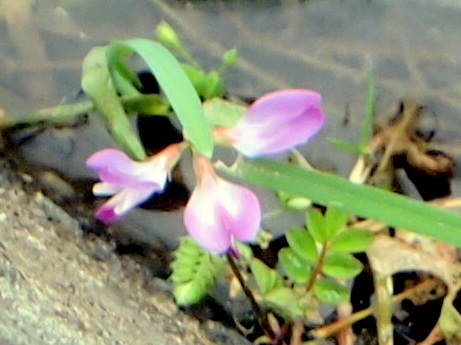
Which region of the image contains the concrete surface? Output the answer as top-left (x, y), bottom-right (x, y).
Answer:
top-left (0, 157), bottom-right (250, 345)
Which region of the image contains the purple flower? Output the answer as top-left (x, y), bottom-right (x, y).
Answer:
top-left (86, 143), bottom-right (185, 223)
top-left (215, 89), bottom-right (325, 157)
top-left (184, 155), bottom-right (261, 255)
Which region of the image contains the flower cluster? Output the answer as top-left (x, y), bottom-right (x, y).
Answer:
top-left (86, 89), bottom-right (325, 254)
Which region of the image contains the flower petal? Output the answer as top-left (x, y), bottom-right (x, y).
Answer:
top-left (184, 156), bottom-right (261, 254)
top-left (225, 89), bottom-right (325, 157)
top-left (235, 106), bottom-right (325, 156)
top-left (216, 179), bottom-right (261, 242)
top-left (184, 187), bottom-right (232, 254)
top-left (92, 182), bottom-right (123, 197)
top-left (86, 148), bottom-right (134, 171)
top-left (95, 184), bottom-right (161, 223)
top-left (244, 89), bottom-right (322, 124)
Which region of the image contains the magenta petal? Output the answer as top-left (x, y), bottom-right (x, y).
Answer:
top-left (87, 144), bottom-right (185, 223)
top-left (87, 148), bottom-right (170, 186)
top-left (227, 88), bottom-right (325, 157)
top-left (95, 205), bottom-right (118, 223)
top-left (95, 185), bottom-right (159, 223)
top-left (184, 190), bottom-right (232, 254)
top-left (248, 106), bottom-right (325, 156)
top-left (217, 180), bottom-right (261, 242)
top-left (86, 148), bottom-right (134, 171)
top-left (184, 171), bottom-right (261, 254)
top-left (245, 89), bottom-right (322, 124)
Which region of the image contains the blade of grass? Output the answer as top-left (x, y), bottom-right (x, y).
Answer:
top-left (218, 159), bottom-right (461, 247)
top-left (106, 39), bottom-right (213, 158)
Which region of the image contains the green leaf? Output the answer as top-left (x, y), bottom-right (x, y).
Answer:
top-left (106, 39), bottom-right (214, 158)
top-left (285, 227), bottom-right (318, 262)
top-left (250, 258), bottom-right (283, 295)
top-left (110, 56), bottom-right (142, 97)
top-left (174, 281), bottom-right (207, 306)
top-left (170, 237), bottom-right (224, 306)
top-left (202, 71), bottom-right (225, 99)
top-left (181, 66), bottom-right (224, 100)
top-left (156, 21), bottom-right (185, 54)
top-left (122, 94), bottom-right (170, 115)
top-left (222, 48), bottom-right (238, 67)
top-left (313, 278), bottom-right (350, 304)
top-left (202, 98), bottom-right (245, 128)
top-left (264, 287), bottom-right (304, 320)
top-left (217, 158), bottom-right (461, 248)
top-left (182, 64), bottom-right (207, 96)
top-left (278, 248), bottom-right (311, 284)
top-left (307, 208), bottom-right (327, 243)
top-left (323, 252), bottom-right (362, 279)
top-left (324, 207), bottom-right (348, 239)
top-left (81, 47), bottom-right (147, 160)
top-left (235, 242), bottom-right (253, 260)
top-left (330, 228), bottom-right (374, 253)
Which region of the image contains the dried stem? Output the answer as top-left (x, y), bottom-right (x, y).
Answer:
top-left (226, 253), bottom-right (275, 339)
top-left (310, 278), bottom-right (437, 339)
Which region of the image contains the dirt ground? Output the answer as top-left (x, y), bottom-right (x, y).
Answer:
top-left (0, 156), bottom-right (250, 345)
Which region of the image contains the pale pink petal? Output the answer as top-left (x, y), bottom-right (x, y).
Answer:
top-left (224, 89), bottom-right (325, 157)
top-left (215, 179), bottom-right (261, 242)
top-left (86, 148), bottom-right (134, 171)
top-left (184, 156), bottom-right (261, 254)
top-left (233, 106), bottom-right (324, 157)
top-left (184, 187), bottom-right (232, 254)
top-left (244, 89), bottom-right (322, 124)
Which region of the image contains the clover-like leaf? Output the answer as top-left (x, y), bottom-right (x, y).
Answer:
top-left (286, 226), bottom-right (318, 262)
top-left (264, 287), bottom-right (304, 320)
top-left (330, 228), bottom-right (374, 253)
top-left (313, 278), bottom-right (350, 304)
top-left (307, 208), bottom-right (328, 243)
top-left (324, 207), bottom-right (348, 239)
top-left (170, 237), bottom-right (225, 305)
top-left (251, 258), bottom-right (283, 296)
top-left (279, 248), bottom-right (311, 284)
top-left (323, 252), bottom-right (363, 278)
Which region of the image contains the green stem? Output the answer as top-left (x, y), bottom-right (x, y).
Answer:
top-left (0, 94), bottom-right (169, 129)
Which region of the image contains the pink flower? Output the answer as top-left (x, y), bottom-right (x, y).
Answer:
top-left (86, 143), bottom-right (185, 223)
top-left (215, 89), bottom-right (325, 157)
top-left (184, 155), bottom-right (261, 255)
